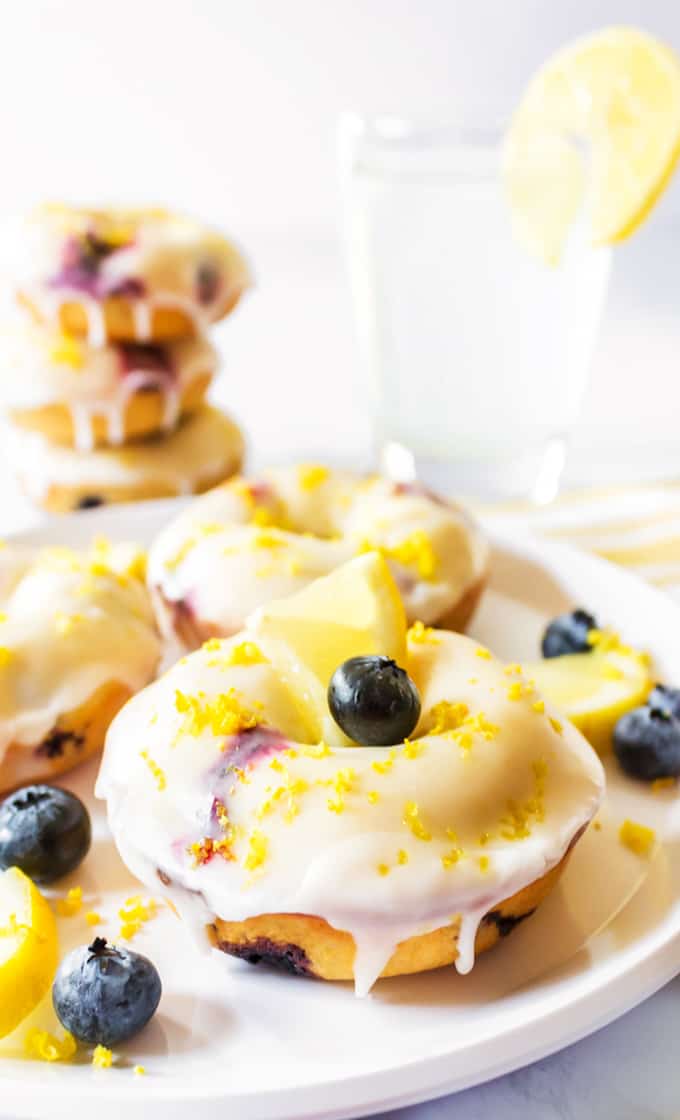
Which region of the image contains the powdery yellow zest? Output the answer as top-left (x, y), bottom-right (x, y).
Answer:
top-left (302, 740), bottom-right (331, 759)
top-left (92, 1044), bottom-right (113, 1068)
top-left (298, 464), bottom-right (329, 491)
top-left (140, 750), bottom-right (166, 792)
top-left (619, 819), bottom-right (656, 857)
top-left (243, 830), bottom-right (268, 871)
top-left (361, 531), bottom-right (438, 581)
top-left (499, 758), bottom-right (548, 841)
top-left (224, 641), bottom-right (266, 667)
top-left (407, 620), bottom-right (441, 645)
top-left (174, 688), bottom-right (261, 740)
top-left (24, 1028), bottom-right (77, 1063)
top-left (56, 886), bottom-right (83, 917)
top-left (475, 647), bottom-right (492, 660)
top-left (85, 911), bottom-right (101, 926)
top-left (118, 895), bottom-right (158, 940)
top-left (403, 801), bottom-right (432, 842)
top-left (0, 647), bottom-right (13, 667)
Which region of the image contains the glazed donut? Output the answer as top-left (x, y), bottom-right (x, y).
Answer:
top-left (0, 538), bottom-right (160, 792)
top-left (97, 616), bottom-right (604, 993)
top-left (10, 205), bottom-right (250, 344)
top-left (3, 405), bottom-right (245, 512)
top-left (0, 319), bottom-right (216, 450)
top-left (147, 466), bottom-right (489, 650)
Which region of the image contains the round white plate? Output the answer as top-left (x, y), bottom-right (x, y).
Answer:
top-left (2, 502), bottom-right (680, 1120)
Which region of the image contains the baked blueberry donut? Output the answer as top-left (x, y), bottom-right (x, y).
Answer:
top-left (1, 319), bottom-right (216, 450)
top-left (11, 205), bottom-right (250, 344)
top-left (0, 538), bottom-right (160, 792)
top-left (4, 405), bottom-right (245, 512)
top-left (98, 555), bottom-right (604, 993)
top-left (147, 465), bottom-right (489, 650)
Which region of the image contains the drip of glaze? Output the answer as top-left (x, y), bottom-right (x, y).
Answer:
top-left (31, 287), bottom-right (219, 343)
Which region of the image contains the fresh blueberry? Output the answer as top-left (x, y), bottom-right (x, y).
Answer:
top-left (76, 495), bottom-right (104, 510)
top-left (646, 683), bottom-right (680, 720)
top-left (53, 937), bottom-right (162, 1046)
top-left (0, 785), bottom-right (91, 884)
top-left (614, 705), bottom-right (680, 780)
top-left (541, 608), bottom-right (598, 658)
top-left (328, 655), bottom-right (421, 745)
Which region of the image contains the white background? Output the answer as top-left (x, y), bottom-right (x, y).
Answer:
top-left (2, 0), bottom-right (680, 478)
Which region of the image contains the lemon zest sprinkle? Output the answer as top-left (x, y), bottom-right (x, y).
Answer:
top-left (408, 620), bottom-right (440, 645)
top-left (298, 464), bottom-right (329, 491)
top-left (118, 895), bottom-right (158, 939)
top-left (56, 886), bottom-right (83, 917)
top-left (85, 911), bottom-right (101, 926)
top-left (619, 819), bottom-right (656, 857)
top-left (243, 829), bottom-right (268, 871)
top-left (174, 688), bottom-right (261, 740)
top-left (140, 749), bottom-right (166, 791)
top-left (92, 1044), bottom-right (114, 1069)
top-left (24, 1028), bottom-right (77, 1063)
top-left (403, 800), bottom-right (432, 842)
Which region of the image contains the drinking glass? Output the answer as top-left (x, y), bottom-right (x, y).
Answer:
top-left (338, 115), bottom-right (611, 503)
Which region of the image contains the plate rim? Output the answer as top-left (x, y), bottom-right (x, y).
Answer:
top-left (2, 505), bottom-right (680, 1118)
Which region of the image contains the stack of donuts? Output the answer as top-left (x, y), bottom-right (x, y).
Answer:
top-left (0, 205), bottom-right (250, 511)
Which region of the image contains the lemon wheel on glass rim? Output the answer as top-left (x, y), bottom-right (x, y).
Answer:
top-left (503, 27), bottom-right (680, 263)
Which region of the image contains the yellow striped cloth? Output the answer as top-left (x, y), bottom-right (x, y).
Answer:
top-left (487, 481), bottom-right (680, 600)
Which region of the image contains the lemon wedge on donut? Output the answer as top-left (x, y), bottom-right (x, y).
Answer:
top-left (250, 551), bottom-right (407, 687)
top-left (504, 27), bottom-right (680, 263)
top-left (0, 867), bottom-right (58, 1038)
top-left (528, 644), bottom-right (651, 753)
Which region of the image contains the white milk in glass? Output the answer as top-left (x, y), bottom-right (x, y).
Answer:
top-left (341, 121), bottom-right (611, 501)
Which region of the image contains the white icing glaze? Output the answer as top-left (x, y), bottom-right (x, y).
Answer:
top-left (147, 466), bottom-right (489, 648)
top-left (2, 405), bottom-right (244, 502)
top-left (7, 205), bottom-right (251, 341)
top-left (0, 319), bottom-right (218, 451)
top-left (0, 539), bottom-right (161, 765)
top-left (96, 629), bottom-right (604, 995)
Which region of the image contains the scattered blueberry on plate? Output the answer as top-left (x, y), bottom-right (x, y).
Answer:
top-left (614, 688), bottom-right (680, 781)
top-left (0, 785), bottom-right (91, 884)
top-left (541, 608), bottom-right (598, 658)
top-left (328, 655), bottom-right (421, 745)
top-left (53, 937), bottom-right (162, 1046)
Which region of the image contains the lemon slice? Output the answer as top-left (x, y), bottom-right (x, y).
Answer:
top-left (504, 27), bottom-right (680, 263)
top-left (0, 867), bottom-right (58, 1038)
top-left (529, 646), bottom-right (651, 753)
top-left (249, 552), bottom-right (407, 687)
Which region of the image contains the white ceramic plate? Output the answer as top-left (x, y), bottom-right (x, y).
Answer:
top-left (2, 502), bottom-right (680, 1120)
